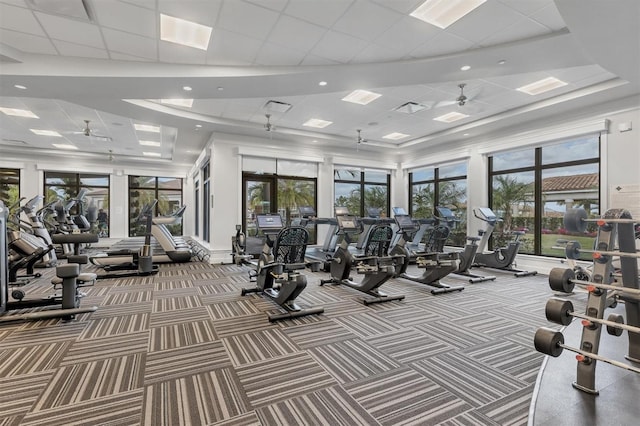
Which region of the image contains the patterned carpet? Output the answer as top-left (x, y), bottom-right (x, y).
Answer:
top-left (0, 260), bottom-right (588, 426)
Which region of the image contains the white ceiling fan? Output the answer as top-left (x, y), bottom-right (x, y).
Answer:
top-left (432, 83), bottom-right (482, 110)
top-left (264, 114), bottom-right (275, 132)
top-left (68, 119), bottom-right (112, 141)
top-left (356, 129), bottom-right (368, 151)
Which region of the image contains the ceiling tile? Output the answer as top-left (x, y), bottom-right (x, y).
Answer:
top-left (267, 15), bottom-right (327, 52)
top-left (530, 3), bottom-right (567, 31)
top-left (0, 1), bottom-right (29, 7)
top-left (206, 28), bottom-right (262, 65)
top-left (158, 0), bottom-right (222, 26)
top-left (332, 0), bottom-right (403, 42)
top-left (371, 0), bottom-right (424, 14)
top-left (409, 31), bottom-right (474, 58)
top-left (159, 41), bottom-right (207, 64)
top-left (109, 51), bottom-right (154, 62)
top-left (217, 1), bottom-right (279, 41)
top-left (102, 27), bottom-right (157, 60)
top-left (244, 0), bottom-right (288, 12)
top-left (446, 1), bottom-right (523, 44)
top-left (52, 39), bottom-right (109, 59)
top-left (284, 0), bottom-right (353, 28)
top-left (479, 17), bottom-right (549, 46)
top-left (299, 54), bottom-right (340, 66)
top-left (374, 15), bottom-right (440, 54)
top-left (92, 0), bottom-right (156, 38)
top-left (0, 28), bottom-right (57, 54)
top-left (35, 11), bottom-right (105, 49)
top-left (351, 42), bottom-right (403, 63)
top-left (0, 2), bottom-right (46, 36)
top-left (310, 30), bottom-right (369, 63)
top-left (253, 41), bottom-right (306, 66)
top-left (497, 0), bottom-right (552, 17)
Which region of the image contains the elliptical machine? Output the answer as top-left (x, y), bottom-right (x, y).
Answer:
top-left (472, 207), bottom-right (537, 277)
top-left (231, 224), bottom-right (252, 266)
top-left (320, 214), bottom-right (405, 305)
top-left (435, 206), bottom-right (496, 284)
top-left (241, 214), bottom-right (324, 322)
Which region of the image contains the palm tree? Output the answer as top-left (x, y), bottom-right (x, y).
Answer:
top-left (364, 185), bottom-right (388, 215)
top-left (412, 184), bottom-right (434, 219)
top-left (492, 175), bottom-right (533, 231)
top-left (277, 179), bottom-right (315, 225)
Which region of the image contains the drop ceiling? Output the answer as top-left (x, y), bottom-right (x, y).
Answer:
top-left (0, 0), bottom-right (638, 171)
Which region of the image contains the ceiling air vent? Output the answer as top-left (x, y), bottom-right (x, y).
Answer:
top-left (394, 102), bottom-right (428, 114)
top-left (1, 139), bottom-right (28, 146)
top-left (28, 0), bottom-right (94, 22)
top-left (263, 100), bottom-right (292, 113)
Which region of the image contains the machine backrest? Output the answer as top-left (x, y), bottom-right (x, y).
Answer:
top-left (273, 226), bottom-right (309, 264)
top-left (422, 224), bottom-right (451, 253)
top-left (363, 224), bottom-right (394, 257)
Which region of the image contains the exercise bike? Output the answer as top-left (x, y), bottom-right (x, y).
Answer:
top-left (435, 206), bottom-right (496, 284)
top-left (320, 214), bottom-right (405, 305)
top-left (241, 214), bottom-right (324, 322)
top-left (472, 207), bottom-right (537, 277)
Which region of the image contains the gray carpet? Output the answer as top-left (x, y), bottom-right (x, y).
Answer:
top-left (0, 261), bottom-right (589, 425)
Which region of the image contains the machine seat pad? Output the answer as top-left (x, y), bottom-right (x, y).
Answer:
top-left (56, 263), bottom-right (79, 278)
top-left (51, 233), bottom-right (99, 244)
top-left (466, 236), bottom-right (481, 242)
top-left (67, 255), bottom-right (89, 264)
top-left (52, 273), bottom-right (97, 287)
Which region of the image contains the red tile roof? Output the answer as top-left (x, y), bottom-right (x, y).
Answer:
top-left (541, 173), bottom-right (599, 192)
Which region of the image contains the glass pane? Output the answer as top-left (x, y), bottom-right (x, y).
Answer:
top-left (411, 182), bottom-right (434, 219)
top-left (491, 148), bottom-right (535, 171)
top-left (491, 171), bottom-right (535, 254)
top-left (0, 168), bottom-right (20, 215)
top-left (130, 189), bottom-right (156, 237)
top-left (364, 170), bottom-right (387, 183)
top-left (334, 182), bottom-right (360, 215)
top-left (45, 171), bottom-right (77, 186)
top-left (158, 177), bottom-right (182, 189)
top-left (411, 167), bottom-right (434, 182)
top-left (278, 178), bottom-right (316, 243)
top-left (542, 136), bottom-right (599, 165)
top-left (364, 184), bottom-right (388, 217)
top-left (438, 179), bottom-right (467, 247)
top-left (246, 180), bottom-right (271, 237)
top-left (439, 162), bottom-right (467, 179)
top-left (130, 175), bottom-right (155, 188)
top-left (541, 163), bottom-right (599, 258)
top-left (45, 186), bottom-right (75, 204)
top-left (334, 168), bottom-right (360, 181)
top-left (80, 174), bottom-right (109, 186)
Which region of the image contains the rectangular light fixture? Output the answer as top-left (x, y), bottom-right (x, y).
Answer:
top-left (0, 107), bottom-right (39, 118)
top-left (264, 100), bottom-right (292, 113)
top-left (30, 129), bottom-right (62, 137)
top-left (52, 143), bottom-right (78, 150)
top-left (303, 118), bottom-right (333, 128)
top-left (410, 0), bottom-right (486, 29)
top-left (160, 98), bottom-right (194, 108)
top-left (383, 132), bottom-right (410, 140)
top-left (143, 152), bottom-right (162, 157)
top-left (433, 111), bottom-right (469, 123)
top-left (516, 77), bottom-right (568, 95)
top-left (342, 89), bottom-right (382, 105)
top-left (394, 102), bottom-right (428, 114)
top-left (160, 14), bottom-right (212, 50)
top-left (134, 123), bottom-right (161, 133)
top-left (139, 140), bottom-right (161, 147)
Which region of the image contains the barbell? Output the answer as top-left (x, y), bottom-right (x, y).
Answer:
top-left (564, 240), bottom-right (640, 260)
top-left (564, 208), bottom-right (636, 233)
top-left (534, 327), bottom-right (640, 374)
top-left (548, 267), bottom-right (640, 296)
top-left (545, 297), bottom-right (639, 336)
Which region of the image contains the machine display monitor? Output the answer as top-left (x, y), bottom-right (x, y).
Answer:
top-left (337, 215), bottom-right (359, 231)
top-left (298, 206), bottom-right (316, 217)
top-left (367, 207), bottom-right (381, 218)
top-left (335, 206), bottom-right (350, 216)
top-left (477, 207), bottom-right (496, 220)
top-left (436, 206), bottom-right (454, 218)
top-left (394, 215), bottom-right (416, 229)
top-left (392, 207), bottom-right (407, 216)
top-left (256, 214), bottom-right (283, 229)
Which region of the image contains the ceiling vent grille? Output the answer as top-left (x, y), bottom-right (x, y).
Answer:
top-left (27, 0), bottom-right (94, 22)
top-left (394, 102), bottom-right (428, 114)
top-left (264, 100), bottom-right (292, 113)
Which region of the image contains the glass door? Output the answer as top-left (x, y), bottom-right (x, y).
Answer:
top-left (243, 175), bottom-right (276, 238)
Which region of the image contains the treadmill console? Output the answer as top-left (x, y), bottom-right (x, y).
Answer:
top-left (337, 215), bottom-right (360, 233)
top-left (335, 206), bottom-right (350, 216)
top-left (256, 214), bottom-right (284, 231)
top-left (367, 207), bottom-right (381, 218)
top-left (436, 206), bottom-right (454, 219)
top-left (394, 214), bottom-right (418, 231)
top-left (392, 207), bottom-right (407, 216)
top-left (297, 206), bottom-right (316, 218)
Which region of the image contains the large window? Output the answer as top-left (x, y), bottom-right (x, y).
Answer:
top-left (0, 168), bottom-right (20, 217)
top-left (334, 168), bottom-right (390, 217)
top-left (202, 163), bottom-right (210, 243)
top-left (409, 162), bottom-right (468, 246)
top-left (44, 171), bottom-right (110, 236)
top-left (129, 176), bottom-right (183, 237)
top-left (489, 136), bottom-right (600, 258)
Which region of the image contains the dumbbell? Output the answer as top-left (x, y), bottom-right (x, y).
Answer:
top-left (545, 297), bottom-right (639, 336)
top-left (548, 267), bottom-right (640, 295)
top-left (534, 327), bottom-right (640, 374)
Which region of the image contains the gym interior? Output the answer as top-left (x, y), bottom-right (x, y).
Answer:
top-left (1, 1), bottom-right (639, 425)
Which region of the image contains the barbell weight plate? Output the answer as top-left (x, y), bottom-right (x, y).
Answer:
top-left (545, 297), bottom-right (574, 326)
top-left (606, 313), bottom-right (624, 336)
top-left (564, 208), bottom-right (588, 234)
top-left (534, 327), bottom-right (565, 357)
top-left (549, 267), bottom-right (576, 293)
top-left (564, 241), bottom-right (582, 260)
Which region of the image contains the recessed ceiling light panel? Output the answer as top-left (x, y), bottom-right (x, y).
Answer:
top-left (160, 14), bottom-right (212, 50)
top-left (14, 84), bottom-right (27, 90)
top-left (160, 98), bottom-right (194, 108)
top-left (383, 132), bottom-right (410, 140)
top-left (52, 143), bottom-right (78, 150)
top-left (303, 118), bottom-right (333, 128)
top-left (134, 123), bottom-right (161, 133)
top-left (410, 0), bottom-right (487, 29)
top-left (0, 107), bottom-right (39, 118)
top-left (342, 90), bottom-right (382, 105)
top-left (516, 77), bottom-right (568, 95)
top-left (139, 140), bottom-right (161, 147)
top-left (30, 129), bottom-right (62, 137)
top-left (433, 111), bottom-right (470, 123)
